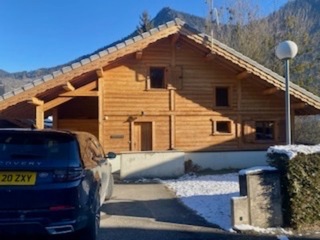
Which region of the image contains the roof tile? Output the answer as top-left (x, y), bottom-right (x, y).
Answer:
top-left (52, 70), bottom-right (62, 78)
top-left (90, 54), bottom-right (100, 61)
top-left (33, 78), bottom-right (45, 86)
top-left (133, 35), bottom-right (142, 42)
top-left (107, 47), bottom-right (117, 53)
top-left (80, 58), bottom-right (91, 65)
top-left (42, 74), bottom-right (54, 82)
top-left (22, 83), bottom-right (35, 90)
top-left (62, 66), bottom-right (72, 73)
top-left (116, 43), bottom-right (126, 49)
top-left (141, 32), bottom-right (150, 38)
top-left (71, 62), bottom-right (82, 69)
top-left (149, 28), bottom-right (159, 35)
top-left (3, 92), bottom-right (14, 99)
top-left (13, 88), bottom-right (24, 95)
top-left (98, 50), bottom-right (108, 57)
top-left (125, 39), bottom-right (134, 45)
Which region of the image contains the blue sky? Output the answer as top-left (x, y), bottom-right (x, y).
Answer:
top-left (0, 0), bottom-right (288, 73)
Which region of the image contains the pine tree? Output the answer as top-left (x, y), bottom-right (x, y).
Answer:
top-left (137, 11), bottom-right (153, 34)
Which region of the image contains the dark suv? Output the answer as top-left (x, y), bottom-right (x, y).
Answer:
top-left (0, 128), bottom-right (116, 239)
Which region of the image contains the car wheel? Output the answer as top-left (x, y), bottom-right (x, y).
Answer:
top-left (78, 198), bottom-right (100, 240)
top-left (105, 174), bottom-right (114, 201)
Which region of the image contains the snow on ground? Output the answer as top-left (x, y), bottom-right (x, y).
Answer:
top-left (158, 145), bottom-right (320, 237)
top-left (161, 171), bottom-right (291, 236)
top-left (162, 172), bottom-right (239, 231)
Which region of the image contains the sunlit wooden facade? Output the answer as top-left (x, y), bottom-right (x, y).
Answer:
top-left (1, 19), bottom-right (319, 154)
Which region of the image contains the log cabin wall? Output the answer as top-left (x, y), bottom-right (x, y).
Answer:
top-left (56, 97), bottom-right (99, 138)
top-left (73, 37), bottom-right (288, 153)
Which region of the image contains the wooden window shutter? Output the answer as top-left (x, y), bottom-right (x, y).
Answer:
top-left (243, 120), bottom-right (256, 143)
top-left (169, 66), bottom-right (183, 89)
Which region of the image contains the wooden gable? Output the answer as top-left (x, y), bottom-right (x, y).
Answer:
top-left (0, 18), bottom-right (319, 152)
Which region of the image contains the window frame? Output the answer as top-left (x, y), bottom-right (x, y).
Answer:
top-left (255, 121), bottom-right (275, 142)
top-left (243, 120), bottom-right (277, 143)
top-left (211, 119), bottom-right (233, 136)
top-left (213, 85), bottom-right (232, 108)
top-left (147, 66), bottom-right (167, 90)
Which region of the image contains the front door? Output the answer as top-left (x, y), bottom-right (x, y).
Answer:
top-left (134, 122), bottom-right (152, 151)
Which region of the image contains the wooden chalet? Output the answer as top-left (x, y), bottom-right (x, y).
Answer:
top-left (1, 18), bottom-right (320, 156)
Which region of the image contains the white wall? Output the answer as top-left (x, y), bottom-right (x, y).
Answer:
top-left (185, 151), bottom-right (269, 170)
top-left (113, 151), bottom-right (269, 179)
top-left (120, 151), bottom-right (185, 179)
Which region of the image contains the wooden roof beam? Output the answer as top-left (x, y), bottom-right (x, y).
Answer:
top-left (29, 97), bottom-right (44, 106)
top-left (293, 102), bottom-right (307, 109)
top-left (263, 87), bottom-right (279, 95)
top-left (96, 68), bottom-right (105, 78)
top-left (236, 70), bottom-right (251, 80)
top-left (136, 50), bottom-right (143, 60)
top-left (44, 81), bottom-right (98, 111)
top-left (62, 82), bottom-right (75, 92)
top-left (171, 33), bottom-right (180, 45)
top-left (205, 52), bottom-right (216, 61)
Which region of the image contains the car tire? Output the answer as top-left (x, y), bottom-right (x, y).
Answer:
top-left (78, 197), bottom-right (100, 240)
top-left (105, 174), bottom-right (114, 201)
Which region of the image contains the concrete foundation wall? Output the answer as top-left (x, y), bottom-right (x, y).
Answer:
top-left (185, 151), bottom-right (268, 170)
top-left (113, 151), bottom-right (269, 179)
top-left (120, 151), bottom-right (185, 179)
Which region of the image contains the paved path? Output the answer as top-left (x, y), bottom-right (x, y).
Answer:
top-left (98, 182), bottom-right (282, 240)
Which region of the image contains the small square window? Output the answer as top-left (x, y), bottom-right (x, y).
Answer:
top-left (215, 87), bottom-right (229, 107)
top-left (212, 120), bottom-right (232, 135)
top-left (150, 67), bottom-right (165, 89)
top-left (216, 121), bottom-right (231, 133)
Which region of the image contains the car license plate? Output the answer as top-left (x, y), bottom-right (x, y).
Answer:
top-left (0, 172), bottom-right (36, 185)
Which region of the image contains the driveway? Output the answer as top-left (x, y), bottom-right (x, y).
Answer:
top-left (99, 180), bottom-right (286, 240)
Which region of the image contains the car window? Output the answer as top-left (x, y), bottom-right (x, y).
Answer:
top-left (0, 131), bottom-right (80, 166)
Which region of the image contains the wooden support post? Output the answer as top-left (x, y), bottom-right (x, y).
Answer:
top-left (29, 97), bottom-right (45, 129)
top-left (97, 68), bottom-right (105, 145)
top-left (170, 115), bottom-right (175, 150)
top-left (36, 105), bottom-right (45, 129)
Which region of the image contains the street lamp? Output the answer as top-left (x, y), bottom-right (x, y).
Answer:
top-left (275, 40), bottom-right (298, 145)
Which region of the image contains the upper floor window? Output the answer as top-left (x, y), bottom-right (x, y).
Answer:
top-left (150, 67), bottom-right (166, 89)
top-left (215, 87), bottom-right (230, 107)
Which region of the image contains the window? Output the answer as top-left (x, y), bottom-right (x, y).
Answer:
top-left (150, 67), bottom-right (166, 89)
top-left (212, 120), bottom-right (232, 135)
top-left (215, 87), bottom-right (229, 107)
top-left (255, 121), bottom-right (274, 140)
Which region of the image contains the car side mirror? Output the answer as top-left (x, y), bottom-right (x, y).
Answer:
top-left (106, 152), bottom-right (116, 159)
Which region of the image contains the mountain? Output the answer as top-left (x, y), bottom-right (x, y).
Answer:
top-left (1, 0), bottom-right (319, 96)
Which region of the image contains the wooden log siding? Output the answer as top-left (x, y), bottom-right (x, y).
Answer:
top-left (99, 37), bottom-right (288, 152)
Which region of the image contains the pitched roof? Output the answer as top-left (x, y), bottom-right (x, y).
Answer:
top-left (0, 18), bottom-right (319, 117)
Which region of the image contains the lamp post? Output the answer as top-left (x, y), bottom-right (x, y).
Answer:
top-left (275, 40), bottom-right (298, 145)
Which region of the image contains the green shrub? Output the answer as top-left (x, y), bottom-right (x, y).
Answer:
top-left (268, 152), bottom-right (320, 230)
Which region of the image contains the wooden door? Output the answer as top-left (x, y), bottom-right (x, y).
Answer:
top-left (134, 122), bottom-right (152, 151)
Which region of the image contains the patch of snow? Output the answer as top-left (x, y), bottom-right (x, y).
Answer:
top-left (238, 166), bottom-right (277, 175)
top-left (268, 144), bottom-right (320, 159)
top-left (162, 173), bottom-right (239, 231)
top-left (162, 172), bottom-right (291, 236)
top-left (277, 235), bottom-right (289, 240)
